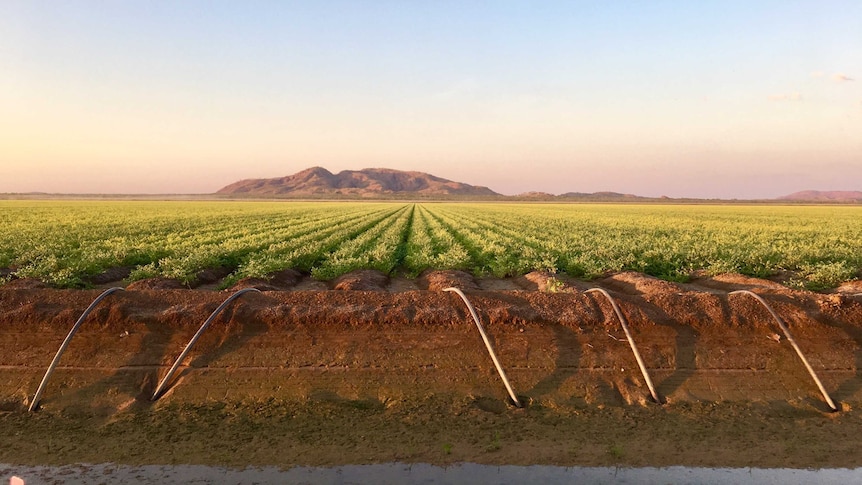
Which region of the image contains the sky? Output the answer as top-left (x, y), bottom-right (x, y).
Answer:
top-left (1, 1), bottom-right (860, 198)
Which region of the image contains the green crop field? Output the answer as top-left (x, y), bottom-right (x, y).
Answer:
top-left (1, 200), bottom-right (860, 290)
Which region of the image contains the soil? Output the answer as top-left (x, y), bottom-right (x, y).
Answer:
top-left (331, 270), bottom-right (389, 291)
top-left (86, 266), bottom-right (134, 286)
top-left (2, 270), bottom-right (862, 468)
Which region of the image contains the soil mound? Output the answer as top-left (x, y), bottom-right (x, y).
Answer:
top-left (600, 271), bottom-right (685, 295)
top-left (419, 270), bottom-right (480, 291)
top-left (332, 270), bottom-right (389, 291)
top-left (228, 278), bottom-right (281, 292)
top-left (87, 266), bottom-right (133, 285)
top-left (520, 271), bottom-right (576, 292)
top-left (688, 272), bottom-right (788, 292)
top-left (0, 278), bottom-right (48, 289)
top-left (126, 278), bottom-right (185, 290)
top-left (193, 267), bottom-right (232, 287)
top-left (836, 280), bottom-right (862, 295)
top-left (268, 268), bottom-right (302, 288)
top-left (230, 269), bottom-right (305, 291)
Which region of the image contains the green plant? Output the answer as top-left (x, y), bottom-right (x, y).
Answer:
top-left (485, 432), bottom-right (502, 452)
top-left (608, 443), bottom-right (625, 459)
top-left (545, 276), bottom-right (565, 293)
top-left (795, 261), bottom-right (857, 291)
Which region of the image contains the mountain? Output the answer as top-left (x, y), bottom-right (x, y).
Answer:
top-left (216, 167), bottom-right (500, 198)
top-left (559, 191), bottom-right (644, 200)
top-left (218, 168), bottom-right (861, 202)
top-left (515, 191), bottom-right (647, 201)
top-left (778, 190), bottom-right (862, 202)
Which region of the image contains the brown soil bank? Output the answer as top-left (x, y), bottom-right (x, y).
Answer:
top-left (2, 272), bottom-right (862, 468)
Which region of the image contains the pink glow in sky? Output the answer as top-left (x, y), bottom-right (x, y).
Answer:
top-left (1, 1), bottom-right (860, 198)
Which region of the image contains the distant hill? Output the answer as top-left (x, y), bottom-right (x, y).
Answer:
top-left (560, 191), bottom-right (645, 200)
top-left (215, 167), bottom-right (861, 203)
top-left (515, 191), bottom-right (647, 201)
top-left (216, 167), bottom-right (500, 198)
top-left (778, 190), bottom-right (862, 202)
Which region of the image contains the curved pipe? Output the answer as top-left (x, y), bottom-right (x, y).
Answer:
top-left (585, 288), bottom-right (662, 404)
top-left (729, 290), bottom-right (838, 412)
top-left (443, 287), bottom-right (522, 407)
top-left (29, 287), bottom-right (125, 412)
top-left (152, 288), bottom-right (261, 401)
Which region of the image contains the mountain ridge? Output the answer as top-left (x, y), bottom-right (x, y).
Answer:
top-left (216, 167), bottom-right (499, 198)
top-left (214, 167), bottom-right (860, 202)
top-left (778, 190), bottom-right (862, 202)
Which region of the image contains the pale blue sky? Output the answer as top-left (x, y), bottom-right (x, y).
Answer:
top-left (1, 1), bottom-right (860, 197)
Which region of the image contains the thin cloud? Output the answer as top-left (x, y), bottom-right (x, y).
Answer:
top-left (768, 92), bottom-right (802, 102)
top-left (810, 71), bottom-right (825, 78)
top-left (832, 73), bottom-right (854, 82)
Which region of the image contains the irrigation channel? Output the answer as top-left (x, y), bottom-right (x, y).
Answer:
top-left (2, 270), bottom-right (862, 469)
top-left (4, 462), bottom-right (862, 484)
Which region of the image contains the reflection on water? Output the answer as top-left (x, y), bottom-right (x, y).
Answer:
top-left (3, 463), bottom-right (862, 484)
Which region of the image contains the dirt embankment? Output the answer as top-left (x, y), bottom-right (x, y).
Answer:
top-left (2, 270), bottom-right (862, 468)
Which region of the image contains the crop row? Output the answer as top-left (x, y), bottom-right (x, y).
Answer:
top-left (432, 203), bottom-right (862, 289)
top-left (1, 201), bottom-right (860, 289)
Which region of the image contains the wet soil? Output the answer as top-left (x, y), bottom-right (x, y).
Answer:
top-left (2, 271), bottom-right (862, 468)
